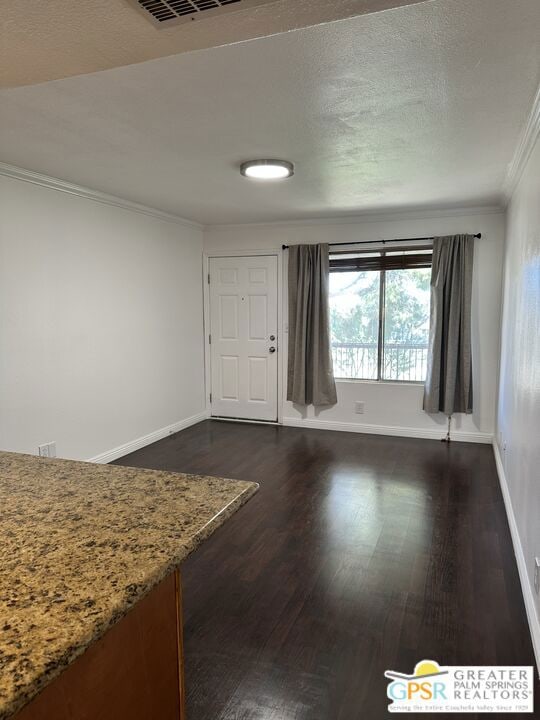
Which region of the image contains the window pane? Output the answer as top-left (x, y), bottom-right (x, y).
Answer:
top-left (329, 270), bottom-right (380, 380)
top-left (382, 267), bottom-right (431, 381)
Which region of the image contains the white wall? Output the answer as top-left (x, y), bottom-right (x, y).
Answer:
top-left (496, 134), bottom-right (540, 663)
top-left (0, 175), bottom-right (506, 460)
top-left (205, 209), bottom-right (505, 441)
top-left (0, 175), bottom-right (206, 461)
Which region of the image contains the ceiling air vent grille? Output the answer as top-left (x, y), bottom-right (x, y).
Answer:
top-left (132, 0), bottom-right (274, 26)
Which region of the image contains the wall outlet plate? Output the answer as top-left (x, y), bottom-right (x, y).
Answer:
top-left (38, 441), bottom-right (56, 458)
top-left (355, 401), bottom-right (365, 414)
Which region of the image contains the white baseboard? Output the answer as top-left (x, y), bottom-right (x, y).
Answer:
top-left (493, 441), bottom-right (540, 674)
top-left (281, 416), bottom-right (492, 443)
top-left (87, 411), bottom-right (208, 464)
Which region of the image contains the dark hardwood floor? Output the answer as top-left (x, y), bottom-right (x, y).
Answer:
top-left (115, 421), bottom-right (538, 719)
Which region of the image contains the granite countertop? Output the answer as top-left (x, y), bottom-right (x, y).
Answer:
top-left (0, 451), bottom-right (258, 720)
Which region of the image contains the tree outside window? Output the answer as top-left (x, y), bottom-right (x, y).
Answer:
top-left (329, 258), bottom-right (431, 382)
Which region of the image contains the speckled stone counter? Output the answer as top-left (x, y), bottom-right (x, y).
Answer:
top-left (0, 451), bottom-right (258, 720)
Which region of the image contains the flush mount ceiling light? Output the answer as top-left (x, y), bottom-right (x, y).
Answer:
top-left (240, 159), bottom-right (294, 180)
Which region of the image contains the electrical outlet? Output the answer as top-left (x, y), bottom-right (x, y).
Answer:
top-left (355, 401), bottom-right (365, 414)
top-left (534, 558), bottom-right (540, 595)
top-left (38, 442), bottom-right (56, 458)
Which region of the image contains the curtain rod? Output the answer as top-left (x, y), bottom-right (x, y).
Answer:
top-left (281, 233), bottom-right (481, 250)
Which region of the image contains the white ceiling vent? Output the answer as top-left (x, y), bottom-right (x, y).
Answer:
top-left (130, 0), bottom-right (277, 27)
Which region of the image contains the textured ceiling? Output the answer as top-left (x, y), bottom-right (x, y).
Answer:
top-left (0, 0), bottom-right (426, 88)
top-left (1, 0), bottom-right (539, 224)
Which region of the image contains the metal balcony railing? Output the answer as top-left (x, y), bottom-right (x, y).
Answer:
top-left (331, 342), bottom-right (428, 382)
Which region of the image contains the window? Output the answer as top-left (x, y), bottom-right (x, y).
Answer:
top-left (329, 248), bottom-right (432, 382)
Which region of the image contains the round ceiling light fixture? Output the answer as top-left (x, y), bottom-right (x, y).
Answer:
top-left (240, 159), bottom-right (294, 180)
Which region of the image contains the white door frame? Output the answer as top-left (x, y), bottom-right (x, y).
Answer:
top-left (203, 249), bottom-right (284, 424)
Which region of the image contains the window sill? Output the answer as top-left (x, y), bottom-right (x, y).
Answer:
top-left (335, 378), bottom-right (425, 387)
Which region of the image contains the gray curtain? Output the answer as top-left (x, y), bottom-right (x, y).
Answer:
top-left (287, 244), bottom-right (337, 406)
top-left (423, 234), bottom-right (474, 415)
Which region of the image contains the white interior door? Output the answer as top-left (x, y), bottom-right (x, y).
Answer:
top-left (209, 255), bottom-right (278, 421)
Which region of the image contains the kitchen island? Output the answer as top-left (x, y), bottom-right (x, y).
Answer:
top-left (0, 451), bottom-right (258, 720)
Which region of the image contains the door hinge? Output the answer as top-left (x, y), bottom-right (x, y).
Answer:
top-left (209, 392), bottom-right (212, 403)
top-left (207, 273), bottom-right (210, 284)
top-left (209, 334), bottom-right (211, 344)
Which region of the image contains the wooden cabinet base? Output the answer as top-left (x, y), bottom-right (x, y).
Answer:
top-left (16, 570), bottom-right (185, 720)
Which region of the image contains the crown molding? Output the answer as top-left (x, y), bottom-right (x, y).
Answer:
top-left (503, 83), bottom-right (540, 205)
top-left (207, 203), bottom-right (504, 232)
top-left (0, 160), bottom-right (507, 231)
top-left (0, 162), bottom-right (203, 230)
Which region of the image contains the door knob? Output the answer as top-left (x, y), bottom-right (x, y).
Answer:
top-left (269, 346), bottom-right (276, 353)
top-left (269, 335), bottom-right (276, 341)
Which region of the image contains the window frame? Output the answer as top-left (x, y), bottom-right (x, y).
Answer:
top-left (329, 245), bottom-right (432, 384)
